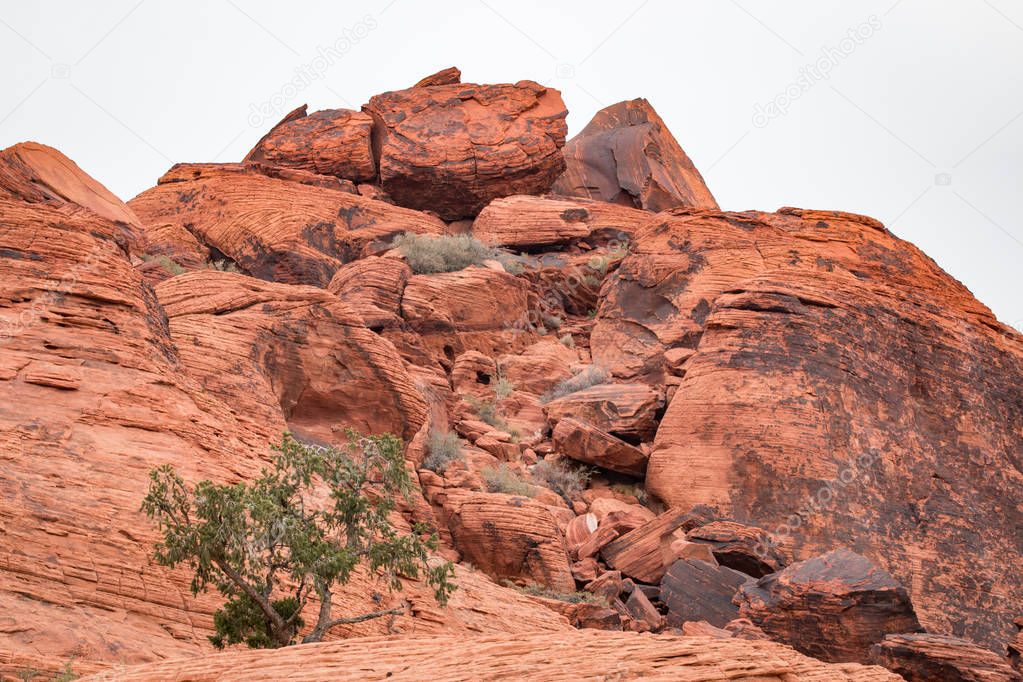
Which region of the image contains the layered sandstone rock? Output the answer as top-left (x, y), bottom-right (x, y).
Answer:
top-left (155, 271), bottom-right (428, 442)
top-left (736, 549), bottom-right (922, 663)
top-left (472, 194), bottom-right (650, 249)
top-left (244, 105), bottom-right (376, 181)
top-left (444, 492), bottom-right (575, 592)
top-left (869, 633), bottom-right (1020, 681)
top-left (551, 417), bottom-right (648, 476)
top-left (552, 99), bottom-right (718, 212)
top-left (81, 631), bottom-right (901, 681)
top-left (598, 207), bottom-right (1023, 648)
top-left (364, 79), bottom-right (568, 219)
top-left (325, 255), bottom-right (411, 328)
top-left (687, 521), bottom-right (787, 578)
top-left (600, 508), bottom-right (703, 583)
top-left (543, 382), bottom-right (663, 441)
top-left (660, 559), bottom-right (749, 628)
top-left (129, 164), bottom-right (445, 286)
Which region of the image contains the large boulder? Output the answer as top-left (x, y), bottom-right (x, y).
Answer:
top-left (129, 162), bottom-right (445, 286)
top-left (600, 207), bottom-right (1023, 648)
top-left (600, 508), bottom-right (703, 583)
top-left (660, 559), bottom-right (750, 628)
top-left (736, 549), bottom-right (923, 663)
top-left (363, 78), bottom-right (568, 219)
top-left (552, 98), bottom-right (718, 212)
top-left (244, 104), bottom-right (376, 181)
top-left (869, 633), bottom-right (1020, 682)
top-left (543, 382), bottom-right (663, 441)
top-left (471, 194), bottom-right (650, 249)
top-left (551, 417), bottom-right (648, 476)
top-left (687, 521), bottom-right (787, 578)
top-left (444, 492), bottom-right (575, 592)
top-left (155, 271), bottom-right (428, 443)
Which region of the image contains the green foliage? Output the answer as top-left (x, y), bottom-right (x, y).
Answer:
top-left (392, 233), bottom-right (496, 274)
top-left (586, 309), bottom-right (598, 319)
top-left (531, 458), bottom-right (591, 503)
top-left (142, 432), bottom-right (456, 649)
top-left (464, 395), bottom-right (507, 431)
top-left (17, 661), bottom-right (79, 681)
top-left (422, 429), bottom-right (464, 474)
top-left (481, 464), bottom-right (536, 497)
top-left (541, 365), bottom-right (609, 403)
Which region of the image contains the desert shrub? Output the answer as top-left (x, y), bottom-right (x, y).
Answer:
top-left (482, 464), bottom-right (536, 497)
top-left (142, 431), bottom-right (455, 649)
top-left (208, 259), bottom-right (241, 273)
top-left (17, 661), bottom-right (79, 681)
top-left (493, 376), bottom-right (515, 400)
top-left (141, 253), bottom-right (185, 276)
top-left (464, 395), bottom-right (507, 430)
top-left (540, 365), bottom-right (609, 403)
top-left (422, 429), bottom-right (464, 474)
top-left (559, 334), bottom-right (574, 348)
top-left (542, 314), bottom-right (563, 330)
top-left (392, 233), bottom-right (496, 274)
top-left (495, 252), bottom-right (527, 275)
top-left (610, 482), bottom-right (649, 505)
top-left (531, 458), bottom-right (591, 502)
top-left (508, 582), bottom-right (607, 605)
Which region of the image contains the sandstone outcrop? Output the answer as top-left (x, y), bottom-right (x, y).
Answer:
top-left (472, 194), bottom-right (649, 249)
top-left (129, 164), bottom-right (445, 286)
top-left (244, 105), bottom-right (376, 181)
top-left (553, 99), bottom-right (718, 212)
top-left (687, 521), bottom-right (786, 578)
top-left (364, 79), bottom-right (568, 219)
top-left (736, 549), bottom-right (923, 663)
top-left (660, 559), bottom-right (749, 628)
top-left (544, 382), bottom-right (663, 441)
top-left (81, 631), bottom-right (901, 681)
top-left (600, 206), bottom-right (1023, 647)
top-left (869, 633), bottom-right (1021, 681)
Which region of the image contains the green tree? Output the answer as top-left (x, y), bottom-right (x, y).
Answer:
top-left (141, 431), bottom-right (455, 649)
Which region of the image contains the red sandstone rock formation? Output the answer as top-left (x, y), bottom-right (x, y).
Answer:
top-left (736, 549), bottom-right (923, 663)
top-left (364, 79), bottom-right (568, 219)
top-left (553, 99), bottom-right (718, 211)
top-left (869, 633), bottom-right (1020, 681)
top-left (80, 631), bottom-right (902, 681)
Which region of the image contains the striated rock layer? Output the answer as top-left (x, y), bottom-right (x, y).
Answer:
top-left (81, 631), bottom-right (901, 681)
top-left (594, 207), bottom-right (1023, 648)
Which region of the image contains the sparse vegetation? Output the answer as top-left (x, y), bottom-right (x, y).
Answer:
top-left (610, 482), bottom-right (649, 505)
top-left (17, 661), bottom-right (79, 681)
top-left (208, 259), bottom-right (241, 273)
top-left (141, 253), bottom-right (185, 276)
top-left (142, 431), bottom-right (455, 649)
top-left (506, 582), bottom-right (607, 605)
top-left (493, 376), bottom-right (515, 400)
top-left (464, 395), bottom-right (509, 431)
top-left (587, 308), bottom-right (598, 319)
top-left (531, 458), bottom-right (591, 503)
top-left (543, 314), bottom-right (563, 330)
top-left (541, 365), bottom-right (609, 403)
top-left (559, 333), bottom-right (574, 348)
top-left (422, 429), bottom-right (464, 474)
top-left (482, 464), bottom-right (536, 497)
top-left (392, 233), bottom-right (496, 274)
top-left (495, 252), bottom-right (528, 275)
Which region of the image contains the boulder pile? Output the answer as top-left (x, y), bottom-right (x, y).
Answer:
top-left (1, 67), bottom-right (1020, 680)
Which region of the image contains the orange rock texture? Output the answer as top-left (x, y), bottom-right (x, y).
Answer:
top-left (1, 66), bottom-right (1021, 681)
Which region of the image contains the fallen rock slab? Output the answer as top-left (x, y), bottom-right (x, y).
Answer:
top-left (552, 417), bottom-right (648, 476)
top-left (687, 521), bottom-right (786, 577)
top-left (736, 548), bottom-right (923, 663)
top-left (661, 559), bottom-right (749, 628)
top-left (544, 382), bottom-right (663, 441)
top-left (869, 633), bottom-right (1020, 681)
top-left (601, 508), bottom-right (702, 583)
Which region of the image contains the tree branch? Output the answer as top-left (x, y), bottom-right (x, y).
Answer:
top-left (302, 601), bottom-right (407, 643)
top-left (214, 558), bottom-right (286, 633)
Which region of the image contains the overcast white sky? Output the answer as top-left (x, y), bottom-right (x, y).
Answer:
top-left (2, 1), bottom-right (1021, 327)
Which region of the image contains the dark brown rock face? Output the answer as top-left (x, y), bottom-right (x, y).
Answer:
top-left (869, 633), bottom-right (1021, 682)
top-left (736, 549), bottom-right (923, 663)
top-left (552, 99), bottom-right (718, 212)
top-left (660, 559), bottom-right (749, 628)
top-left (597, 207), bottom-right (1023, 649)
top-left (364, 80), bottom-right (568, 219)
top-left (687, 521), bottom-right (786, 578)
top-left (244, 105), bottom-right (376, 181)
